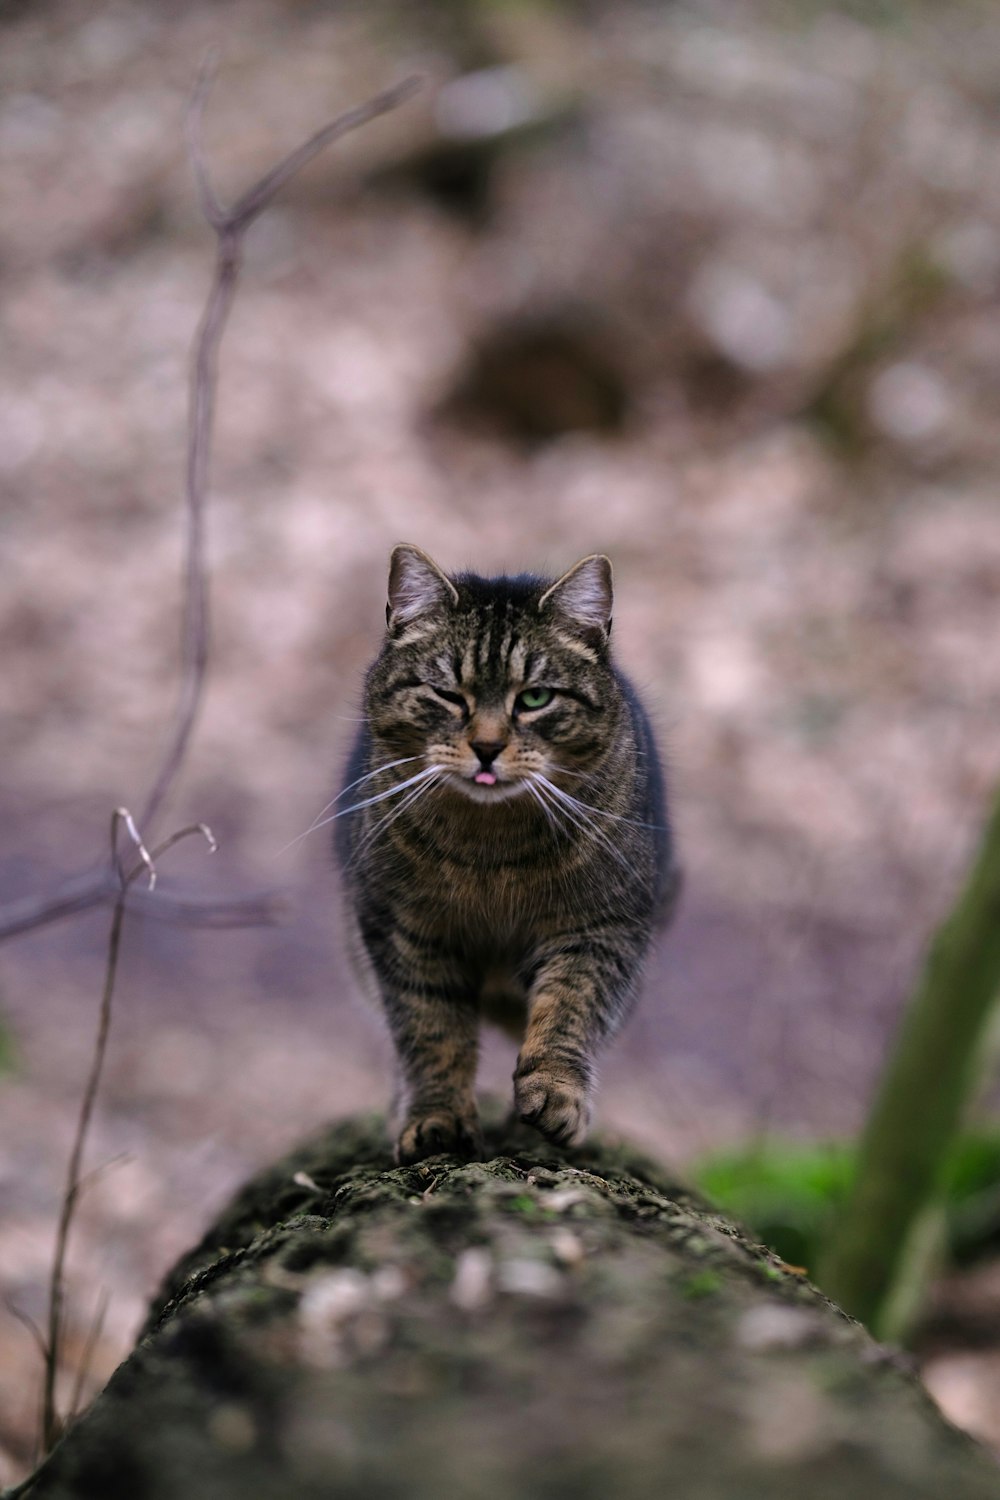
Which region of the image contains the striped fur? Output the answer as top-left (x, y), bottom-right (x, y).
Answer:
top-left (335, 545), bottom-right (678, 1164)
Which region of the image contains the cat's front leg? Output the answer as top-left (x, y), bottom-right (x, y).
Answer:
top-left (382, 981), bottom-right (483, 1165)
top-left (357, 914), bottom-right (484, 1163)
top-left (513, 935), bottom-right (643, 1145)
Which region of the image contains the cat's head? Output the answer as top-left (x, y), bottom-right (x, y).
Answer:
top-left (365, 544), bottom-right (621, 804)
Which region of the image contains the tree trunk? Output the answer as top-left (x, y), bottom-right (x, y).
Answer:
top-left (22, 1108), bottom-right (1000, 1499)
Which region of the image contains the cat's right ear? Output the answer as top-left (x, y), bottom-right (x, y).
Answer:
top-left (387, 544), bottom-right (458, 628)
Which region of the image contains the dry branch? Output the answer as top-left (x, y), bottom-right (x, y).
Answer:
top-left (40, 812), bottom-right (217, 1452)
top-left (0, 67), bottom-right (419, 1476)
top-left (0, 70), bottom-right (419, 945)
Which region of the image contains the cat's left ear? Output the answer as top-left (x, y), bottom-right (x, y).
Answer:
top-left (540, 554), bottom-right (613, 640)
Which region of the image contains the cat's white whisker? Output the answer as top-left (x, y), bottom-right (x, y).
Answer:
top-left (534, 775), bottom-right (636, 873)
top-left (547, 780), bottom-right (657, 830)
top-left (522, 777), bottom-right (563, 835)
top-left (276, 755), bottom-right (426, 854)
top-left (528, 776), bottom-right (583, 845)
top-left (539, 775), bottom-right (648, 829)
top-left (326, 755), bottom-right (425, 811)
top-left (351, 768), bottom-right (444, 862)
top-left (314, 764), bottom-right (440, 832)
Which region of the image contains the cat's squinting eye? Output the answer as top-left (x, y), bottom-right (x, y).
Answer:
top-left (516, 687), bottom-right (555, 712)
top-left (429, 685), bottom-right (467, 710)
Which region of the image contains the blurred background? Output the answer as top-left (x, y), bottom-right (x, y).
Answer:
top-left (2, 0), bottom-right (1000, 1476)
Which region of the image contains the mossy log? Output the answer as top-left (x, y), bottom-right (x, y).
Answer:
top-left (23, 1109), bottom-right (1000, 1499)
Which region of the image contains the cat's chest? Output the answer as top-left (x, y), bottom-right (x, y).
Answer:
top-left (388, 827), bottom-right (583, 938)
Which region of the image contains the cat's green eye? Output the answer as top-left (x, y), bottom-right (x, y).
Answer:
top-left (516, 687), bottom-right (554, 712)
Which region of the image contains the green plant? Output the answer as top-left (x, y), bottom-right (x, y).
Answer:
top-left (818, 784), bottom-right (1000, 1340)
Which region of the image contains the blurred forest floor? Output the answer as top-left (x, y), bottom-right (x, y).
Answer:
top-left (2, 0), bottom-right (1000, 1478)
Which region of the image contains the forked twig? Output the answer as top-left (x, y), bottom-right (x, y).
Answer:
top-left (0, 69), bottom-right (420, 1479)
top-left (0, 68), bottom-right (419, 943)
top-left (40, 811), bottom-right (216, 1453)
top-left (112, 807), bottom-right (155, 890)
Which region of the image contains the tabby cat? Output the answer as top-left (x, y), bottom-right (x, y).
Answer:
top-left (335, 544), bottom-right (677, 1165)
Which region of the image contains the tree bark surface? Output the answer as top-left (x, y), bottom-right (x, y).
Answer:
top-left (24, 1108), bottom-right (1000, 1499)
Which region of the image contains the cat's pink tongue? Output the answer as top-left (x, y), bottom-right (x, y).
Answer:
top-left (475, 771), bottom-right (498, 786)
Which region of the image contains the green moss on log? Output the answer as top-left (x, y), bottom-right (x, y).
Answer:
top-left (22, 1108), bottom-right (1000, 1500)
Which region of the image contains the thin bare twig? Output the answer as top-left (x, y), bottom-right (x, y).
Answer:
top-left (113, 807), bottom-right (155, 890)
top-left (186, 51), bottom-right (226, 229)
top-left (17, 73), bottom-right (420, 1471)
top-left (41, 894), bottom-right (122, 1448)
top-left (0, 871), bottom-right (282, 941)
top-left (74, 1152), bottom-right (133, 1199)
top-left (125, 885), bottom-right (285, 928)
top-left (40, 814), bottom-right (218, 1452)
top-left (139, 64), bottom-right (417, 840)
top-left (40, 815), bottom-right (132, 1451)
top-left (148, 822), bottom-right (218, 862)
top-left (0, 69), bottom-right (419, 944)
top-left (226, 77), bottom-right (419, 228)
top-left (67, 1287), bottom-right (110, 1425)
top-left (4, 1299), bottom-right (48, 1363)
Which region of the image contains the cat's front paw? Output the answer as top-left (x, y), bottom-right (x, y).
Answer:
top-left (396, 1104), bottom-right (484, 1166)
top-left (514, 1066), bottom-right (589, 1146)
